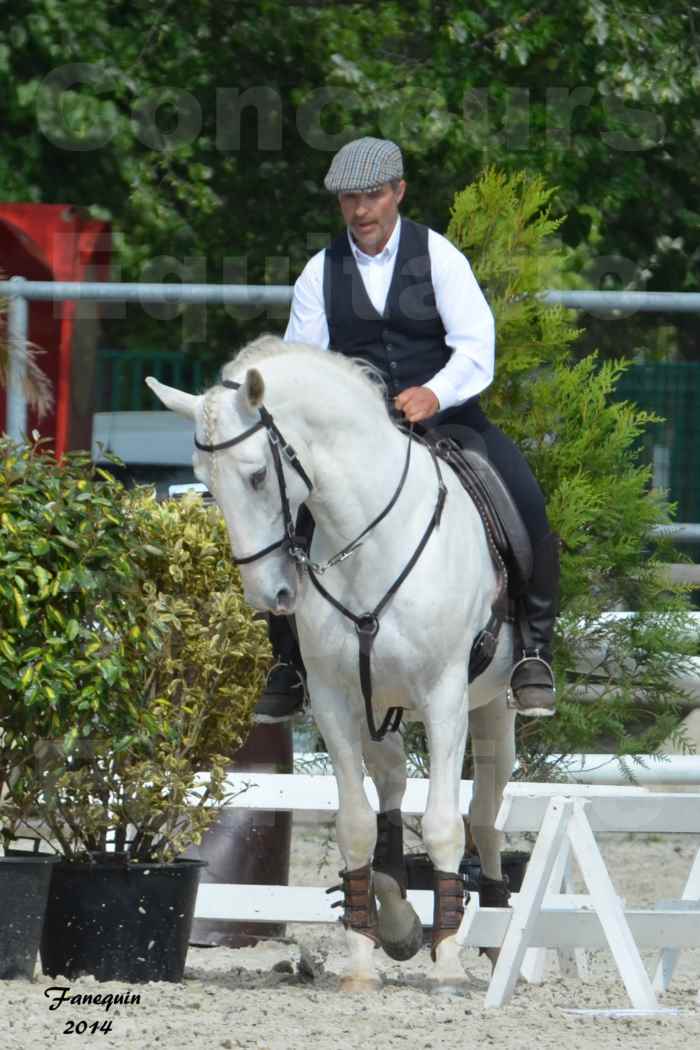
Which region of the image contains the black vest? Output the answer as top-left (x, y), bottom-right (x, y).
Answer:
top-left (323, 218), bottom-right (452, 399)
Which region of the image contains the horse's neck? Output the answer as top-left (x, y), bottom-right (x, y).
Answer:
top-left (304, 412), bottom-right (434, 552)
top-left (262, 354), bottom-right (437, 550)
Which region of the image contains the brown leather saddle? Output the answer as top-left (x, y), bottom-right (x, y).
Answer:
top-left (422, 424), bottom-right (533, 682)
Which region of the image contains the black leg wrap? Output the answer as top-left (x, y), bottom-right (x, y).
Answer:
top-left (478, 872), bottom-right (511, 908)
top-left (477, 873), bottom-right (511, 958)
top-left (372, 809), bottom-right (407, 898)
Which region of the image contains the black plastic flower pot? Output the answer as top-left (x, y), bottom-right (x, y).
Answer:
top-left (405, 849), bottom-right (530, 944)
top-left (40, 857), bottom-right (207, 983)
top-left (0, 855), bottom-right (58, 980)
top-left (405, 850), bottom-right (530, 894)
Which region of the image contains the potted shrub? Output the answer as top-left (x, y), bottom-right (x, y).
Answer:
top-left (1, 435), bottom-right (134, 980)
top-left (1, 285), bottom-right (59, 982)
top-left (0, 438), bottom-right (269, 981)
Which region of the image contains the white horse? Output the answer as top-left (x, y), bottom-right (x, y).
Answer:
top-left (147, 336), bottom-right (516, 994)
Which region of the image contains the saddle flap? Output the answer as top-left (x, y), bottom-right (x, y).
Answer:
top-left (431, 431), bottom-right (533, 593)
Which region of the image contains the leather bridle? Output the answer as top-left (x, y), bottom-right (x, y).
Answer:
top-left (194, 377), bottom-right (448, 740)
top-left (194, 379), bottom-right (313, 565)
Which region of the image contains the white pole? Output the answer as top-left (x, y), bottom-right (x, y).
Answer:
top-left (6, 277), bottom-right (29, 440)
top-left (543, 754), bottom-right (700, 786)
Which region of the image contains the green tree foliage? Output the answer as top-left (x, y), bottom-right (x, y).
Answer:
top-left (0, 439), bottom-right (269, 860)
top-left (0, 1), bottom-right (698, 366)
top-left (446, 169), bottom-right (696, 773)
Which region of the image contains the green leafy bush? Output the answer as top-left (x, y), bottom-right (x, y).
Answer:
top-left (0, 438), bottom-right (269, 860)
top-left (0, 440), bottom-right (154, 755)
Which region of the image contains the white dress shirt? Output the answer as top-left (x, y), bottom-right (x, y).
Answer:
top-left (284, 217), bottom-right (495, 411)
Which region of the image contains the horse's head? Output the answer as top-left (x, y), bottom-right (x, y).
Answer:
top-left (146, 369), bottom-right (306, 615)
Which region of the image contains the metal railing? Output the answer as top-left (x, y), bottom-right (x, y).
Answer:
top-left (4, 279), bottom-right (700, 537)
top-left (4, 278), bottom-right (700, 440)
top-left (3, 278), bottom-right (700, 543)
top-left (1, 276), bottom-right (293, 438)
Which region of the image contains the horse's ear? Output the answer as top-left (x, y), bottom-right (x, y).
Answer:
top-left (242, 368), bottom-right (265, 411)
top-left (145, 377), bottom-right (199, 420)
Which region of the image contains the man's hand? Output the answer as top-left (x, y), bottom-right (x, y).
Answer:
top-left (394, 386), bottom-right (440, 423)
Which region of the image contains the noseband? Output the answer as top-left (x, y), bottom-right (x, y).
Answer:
top-left (194, 379), bottom-right (313, 565)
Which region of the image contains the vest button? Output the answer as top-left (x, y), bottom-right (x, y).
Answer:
top-left (389, 361), bottom-right (398, 370)
top-left (385, 342), bottom-right (393, 352)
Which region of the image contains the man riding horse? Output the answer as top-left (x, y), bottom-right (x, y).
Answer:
top-left (255, 136), bottom-right (559, 723)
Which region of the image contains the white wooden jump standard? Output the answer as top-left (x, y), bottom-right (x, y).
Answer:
top-left (653, 847), bottom-right (700, 994)
top-left (193, 774), bottom-right (700, 1010)
top-left (478, 796), bottom-right (665, 1010)
top-left (517, 835), bottom-right (588, 984)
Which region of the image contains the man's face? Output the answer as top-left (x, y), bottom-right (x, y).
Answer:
top-left (338, 179), bottom-right (406, 256)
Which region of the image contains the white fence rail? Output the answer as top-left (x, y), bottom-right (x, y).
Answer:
top-left (290, 754), bottom-right (700, 786)
top-left (192, 772), bottom-right (700, 1011)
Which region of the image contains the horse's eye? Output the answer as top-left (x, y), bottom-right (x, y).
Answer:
top-left (250, 467), bottom-right (267, 490)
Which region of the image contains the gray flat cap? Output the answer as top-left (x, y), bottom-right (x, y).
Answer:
top-left (324, 137), bottom-right (403, 193)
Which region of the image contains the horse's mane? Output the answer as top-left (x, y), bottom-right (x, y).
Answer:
top-left (218, 334), bottom-right (388, 409)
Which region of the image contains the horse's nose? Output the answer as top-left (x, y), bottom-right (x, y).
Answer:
top-left (274, 586), bottom-right (295, 613)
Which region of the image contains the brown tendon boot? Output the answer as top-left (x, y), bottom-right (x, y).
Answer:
top-left (508, 531), bottom-right (560, 717)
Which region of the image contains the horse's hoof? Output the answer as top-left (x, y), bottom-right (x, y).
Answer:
top-left (429, 979), bottom-right (469, 998)
top-left (378, 910), bottom-right (424, 962)
top-left (339, 976), bottom-right (382, 993)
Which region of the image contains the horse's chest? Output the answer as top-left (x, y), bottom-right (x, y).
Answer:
top-left (297, 593), bottom-right (460, 709)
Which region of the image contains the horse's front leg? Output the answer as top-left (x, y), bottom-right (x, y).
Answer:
top-left (310, 681), bottom-right (381, 992)
top-left (362, 727), bottom-right (423, 962)
top-left (422, 670), bottom-right (470, 992)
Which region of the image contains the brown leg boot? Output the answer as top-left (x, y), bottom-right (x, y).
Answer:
top-left (431, 870), bottom-right (468, 962)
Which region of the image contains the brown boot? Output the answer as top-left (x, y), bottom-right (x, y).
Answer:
top-left (508, 532), bottom-right (560, 717)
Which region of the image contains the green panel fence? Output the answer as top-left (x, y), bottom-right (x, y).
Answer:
top-left (95, 349), bottom-right (211, 413)
top-left (613, 363), bottom-right (700, 522)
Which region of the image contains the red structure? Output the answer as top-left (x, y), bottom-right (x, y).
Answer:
top-left (0, 204), bottom-right (111, 455)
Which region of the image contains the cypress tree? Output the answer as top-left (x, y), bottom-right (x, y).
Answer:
top-left (447, 169), bottom-right (695, 776)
